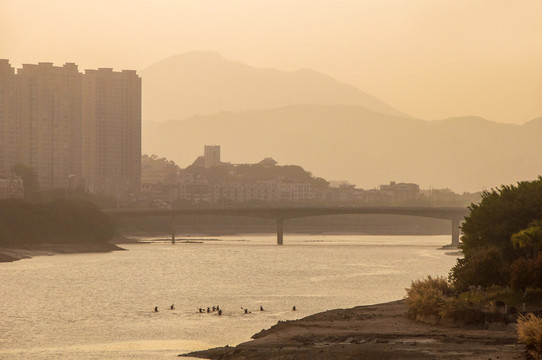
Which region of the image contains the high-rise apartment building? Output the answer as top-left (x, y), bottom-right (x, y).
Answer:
top-left (204, 145), bottom-right (221, 168)
top-left (82, 69), bottom-right (141, 195)
top-left (0, 60), bottom-right (17, 179)
top-left (0, 60), bottom-right (141, 196)
top-left (16, 62), bottom-right (83, 189)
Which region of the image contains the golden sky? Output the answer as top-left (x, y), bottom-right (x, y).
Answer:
top-left (2, 0), bottom-right (541, 124)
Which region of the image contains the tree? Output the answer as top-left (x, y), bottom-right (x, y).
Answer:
top-left (11, 164), bottom-right (40, 201)
top-left (450, 177), bottom-right (542, 291)
top-left (460, 177), bottom-right (542, 259)
top-left (511, 221), bottom-right (542, 258)
top-left (449, 246), bottom-right (508, 292)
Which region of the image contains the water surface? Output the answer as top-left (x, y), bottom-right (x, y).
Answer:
top-left (0, 234), bottom-right (459, 359)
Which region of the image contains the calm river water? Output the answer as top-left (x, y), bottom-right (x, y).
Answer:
top-left (0, 234), bottom-right (459, 359)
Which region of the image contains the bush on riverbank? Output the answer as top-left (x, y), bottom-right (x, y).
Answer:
top-left (517, 313), bottom-right (542, 359)
top-left (406, 276), bottom-right (452, 320)
top-left (0, 199), bottom-right (114, 246)
top-left (406, 277), bottom-right (510, 325)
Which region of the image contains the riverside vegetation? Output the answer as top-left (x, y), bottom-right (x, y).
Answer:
top-left (406, 176), bottom-right (542, 358)
top-left (0, 198), bottom-right (118, 262)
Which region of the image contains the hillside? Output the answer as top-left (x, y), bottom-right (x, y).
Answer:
top-left (140, 51), bottom-right (405, 122)
top-left (142, 104), bottom-right (542, 192)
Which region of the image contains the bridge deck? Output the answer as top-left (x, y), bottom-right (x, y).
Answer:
top-left (105, 206), bottom-right (469, 246)
top-left (104, 206), bottom-right (469, 220)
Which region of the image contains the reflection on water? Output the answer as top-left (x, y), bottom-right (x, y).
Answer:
top-left (0, 234), bottom-right (459, 359)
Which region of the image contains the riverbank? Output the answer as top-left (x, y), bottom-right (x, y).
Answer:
top-left (0, 242), bottom-right (125, 263)
top-left (181, 300), bottom-right (524, 360)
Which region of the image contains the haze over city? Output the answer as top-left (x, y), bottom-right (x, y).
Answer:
top-left (2, 0), bottom-right (542, 125)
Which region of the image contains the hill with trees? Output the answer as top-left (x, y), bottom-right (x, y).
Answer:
top-left (143, 104), bottom-right (542, 192)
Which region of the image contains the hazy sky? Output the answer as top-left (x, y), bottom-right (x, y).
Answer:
top-left (2, 0), bottom-right (541, 124)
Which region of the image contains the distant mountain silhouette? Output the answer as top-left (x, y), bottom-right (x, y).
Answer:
top-left (140, 51), bottom-right (406, 122)
top-left (523, 117), bottom-right (542, 130)
top-left (143, 104), bottom-right (542, 192)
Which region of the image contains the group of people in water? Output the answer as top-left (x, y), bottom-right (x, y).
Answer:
top-left (154, 304), bottom-right (297, 314)
top-left (198, 305), bottom-right (223, 315)
top-left (154, 304), bottom-right (175, 312)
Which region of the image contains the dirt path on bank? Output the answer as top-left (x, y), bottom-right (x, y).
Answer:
top-left (181, 300), bottom-right (524, 360)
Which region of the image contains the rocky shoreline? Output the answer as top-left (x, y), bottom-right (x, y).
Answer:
top-left (0, 242), bottom-right (125, 263)
top-left (181, 300), bottom-right (524, 360)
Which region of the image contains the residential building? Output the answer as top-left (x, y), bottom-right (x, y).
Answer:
top-left (204, 145), bottom-right (220, 168)
top-left (82, 68), bottom-right (141, 195)
top-left (16, 62), bottom-right (83, 189)
top-left (0, 60), bottom-right (141, 196)
top-left (0, 60), bottom-right (17, 179)
top-left (379, 181), bottom-right (420, 203)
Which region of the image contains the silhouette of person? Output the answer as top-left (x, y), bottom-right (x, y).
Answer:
top-left (216, 305), bottom-right (220, 311)
top-left (198, 308), bottom-right (203, 313)
top-left (170, 304), bottom-right (174, 310)
top-left (292, 306), bottom-right (296, 311)
top-left (218, 309), bottom-right (222, 316)
top-left (154, 306), bottom-right (159, 312)
top-left (212, 306), bottom-right (216, 311)
top-left (207, 307), bottom-right (210, 313)
top-left (244, 308), bottom-right (248, 314)
top-left (260, 305), bottom-right (264, 311)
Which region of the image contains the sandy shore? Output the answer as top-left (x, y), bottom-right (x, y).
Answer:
top-left (181, 300), bottom-right (524, 360)
top-left (0, 242), bottom-right (125, 263)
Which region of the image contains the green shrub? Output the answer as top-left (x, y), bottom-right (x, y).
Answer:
top-left (510, 257), bottom-right (532, 293)
top-left (406, 276), bottom-right (510, 325)
top-left (441, 297), bottom-right (506, 325)
top-left (517, 313), bottom-right (542, 359)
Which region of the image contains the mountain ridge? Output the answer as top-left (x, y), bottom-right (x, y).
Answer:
top-left (140, 51), bottom-right (407, 122)
top-left (142, 104), bottom-right (542, 192)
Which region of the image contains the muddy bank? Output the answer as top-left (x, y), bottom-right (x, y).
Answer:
top-left (181, 300), bottom-right (524, 360)
top-left (0, 242), bottom-right (125, 263)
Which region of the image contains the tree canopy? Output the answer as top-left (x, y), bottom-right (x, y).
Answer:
top-left (460, 177), bottom-right (542, 258)
top-left (0, 199), bottom-right (114, 246)
top-left (450, 176), bottom-right (542, 291)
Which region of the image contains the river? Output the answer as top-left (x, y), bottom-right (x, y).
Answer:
top-left (0, 234), bottom-right (459, 359)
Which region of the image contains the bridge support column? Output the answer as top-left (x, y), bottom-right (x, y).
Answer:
top-left (170, 215), bottom-right (176, 244)
top-left (451, 218), bottom-right (460, 247)
top-left (277, 219), bottom-right (284, 246)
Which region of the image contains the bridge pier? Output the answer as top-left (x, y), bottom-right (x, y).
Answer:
top-left (451, 218), bottom-right (460, 247)
top-left (170, 215), bottom-right (176, 244)
top-left (277, 219), bottom-right (284, 245)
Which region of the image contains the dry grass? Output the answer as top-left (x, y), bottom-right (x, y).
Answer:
top-left (406, 275), bottom-right (452, 319)
top-left (518, 313), bottom-right (542, 359)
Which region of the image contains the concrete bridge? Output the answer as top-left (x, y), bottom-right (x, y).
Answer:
top-left (104, 206), bottom-right (469, 246)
